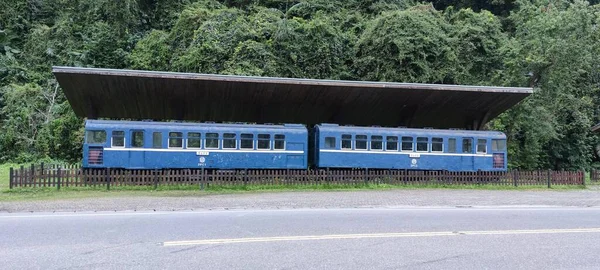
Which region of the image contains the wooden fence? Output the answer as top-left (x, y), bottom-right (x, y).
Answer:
top-left (8, 164), bottom-right (585, 189)
top-left (591, 170), bottom-right (600, 183)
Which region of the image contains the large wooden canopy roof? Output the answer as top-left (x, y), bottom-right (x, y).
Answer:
top-left (53, 66), bottom-right (532, 129)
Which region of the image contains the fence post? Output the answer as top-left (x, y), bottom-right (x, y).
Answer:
top-left (153, 169), bottom-right (159, 190)
top-left (57, 167), bottom-right (61, 191)
top-left (106, 168), bottom-right (110, 191)
top-left (9, 167), bottom-right (13, 189)
top-left (244, 169), bottom-right (248, 186)
top-left (200, 167), bottom-right (205, 190)
top-left (547, 169), bottom-right (551, 189)
top-left (40, 162), bottom-right (45, 187)
top-left (581, 170), bottom-right (586, 187)
top-left (365, 168), bottom-right (369, 185)
top-left (513, 169), bottom-right (518, 187)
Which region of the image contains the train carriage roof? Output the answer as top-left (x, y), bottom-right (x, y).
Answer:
top-left (54, 67), bottom-right (532, 130)
top-left (85, 119), bottom-right (307, 131)
top-left (316, 124), bottom-right (506, 138)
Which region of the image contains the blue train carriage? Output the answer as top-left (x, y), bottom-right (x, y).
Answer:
top-left (314, 124), bottom-right (507, 171)
top-left (83, 120), bottom-right (308, 169)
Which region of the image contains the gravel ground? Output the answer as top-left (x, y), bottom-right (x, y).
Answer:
top-left (1, 189), bottom-right (600, 213)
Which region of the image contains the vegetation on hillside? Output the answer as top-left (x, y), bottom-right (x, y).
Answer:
top-left (1, 0), bottom-right (599, 170)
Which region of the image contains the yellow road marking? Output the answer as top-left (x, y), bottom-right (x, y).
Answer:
top-left (163, 228), bottom-right (600, 247)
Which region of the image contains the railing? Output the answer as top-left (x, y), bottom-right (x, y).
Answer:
top-left (8, 164), bottom-right (585, 189)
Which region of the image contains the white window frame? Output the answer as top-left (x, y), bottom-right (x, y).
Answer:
top-left (416, 137), bottom-right (429, 152)
top-left (257, 134), bottom-right (271, 150)
top-left (431, 137), bottom-right (444, 153)
top-left (222, 133), bottom-right (237, 150)
top-left (477, 139), bottom-right (487, 154)
top-left (370, 135), bottom-right (384, 151)
top-left (187, 132), bottom-right (202, 149)
top-left (401, 136), bottom-right (414, 152)
top-left (385, 136), bottom-right (399, 151)
top-left (240, 133), bottom-right (254, 150)
top-left (355, 135), bottom-right (368, 150)
top-left (205, 133), bottom-right (220, 149)
top-left (341, 134), bottom-right (353, 150)
top-left (168, 132), bottom-right (184, 149)
top-left (274, 134), bottom-right (286, 150)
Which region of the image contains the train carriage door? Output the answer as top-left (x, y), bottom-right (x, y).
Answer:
top-left (461, 137), bottom-right (475, 171)
top-left (129, 130), bottom-right (146, 168)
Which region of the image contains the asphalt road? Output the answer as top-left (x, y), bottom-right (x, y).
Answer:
top-left (2, 207), bottom-right (600, 269)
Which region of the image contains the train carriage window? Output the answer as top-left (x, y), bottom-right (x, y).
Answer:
top-left (241, 133), bottom-right (254, 149)
top-left (341, 134), bottom-right (352, 149)
top-left (431, 137), bottom-right (443, 152)
top-left (492, 139), bottom-right (506, 151)
top-left (448, 138), bottom-right (457, 153)
top-left (86, 130), bottom-right (106, 144)
top-left (324, 137), bottom-right (336, 149)
top-left (416, 137), bottom-right (429, 152)
top-left (223, 133), bottom-right (237, 149)
top-left (386, 136), bottom-right (398, 151)
top-left (462, 138), bottom-right (473, 153)
top-left (274, 134), bottom-right (285, 150)
top-left (356, 135), bottom-right (367, 150)
top-left (401, 137), bottom-right (413, 151)
top-left (258, 134), bottom-right (270, 150)
top-left (112, 131), bottom-right (125, 147)
top-left (152, 132), bottom-right (162, 148)
top-left (131, 131), bottom-right (144, 148)
top-left (205, 133), bottom-right (219, 149)
top-left (187, 132), bottom-right (201, 149)
top-left (477, 139), bottom-right (487, 153)
top-left (168, 132), bottom-right (183, 148)
top-left (371, 136), bottom-right (383, 150)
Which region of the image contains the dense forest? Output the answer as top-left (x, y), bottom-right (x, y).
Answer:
top-left (1, 0), bottom-right (600, 170)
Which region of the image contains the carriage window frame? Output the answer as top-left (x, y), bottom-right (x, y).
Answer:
top-left (131, 130), bottom-right (144, 148)
top-left (355, 135), bottom-right (368, 150)
top-left (111, 131), bottom-right (125, 148)
top-left (274, 134), bottom-right (285, 150)
top-left (86, 130), bottom-right (106, 144)
top-left (448, 138), bottom-right (457, 153)
top-left (152, 132), bottom-right (163, 149)
top-left (341, 134), bottom-right (352, 150)
top-left (462, 138), bottom-right (473, 153)
top-left (401, 136), bottom-right (413, 151)
top-left (205, 133), bottom-right (219, 149)
top-left (187, 132), bottom-right (201, 149)
top-left (371, 135), bottom-right (383, 151)
top-left (168, 132), bottom-right (183, 149)
top-left (324, 137), bottom-right (336, 149)
top-left (386, 136), bottom-right (398, 151)
top-left (257, 134), bottom-right (270, 150)
top-left (240, 133), bottom-right (254, 149)
top-left (492, 139), bottom-right (506, 152)
top-left (416, 137), bottom-right (429, 152)
top-left (431, 137), bottom-right (443, 152)
top-left (223, 133), bottom-right (237, 149)
top-left (477, 139), bottom-right (487, 154)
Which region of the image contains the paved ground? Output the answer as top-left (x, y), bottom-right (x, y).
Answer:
top-left (1, 189), bottom-right (600, 213)
top-left (2, 207), bottom-right (600, 269)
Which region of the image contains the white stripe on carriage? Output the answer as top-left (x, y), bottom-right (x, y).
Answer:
top-left (103, 148), bottom-right (304, 154)
top-left (319, 149), bottom-right (494, 157)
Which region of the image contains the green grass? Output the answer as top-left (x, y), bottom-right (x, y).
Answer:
top-left (0, 181), bottom-right (586, 202)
